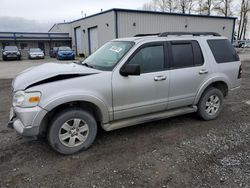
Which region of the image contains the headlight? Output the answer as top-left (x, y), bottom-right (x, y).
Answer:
top-left (13, 91), bottom-right (41, 107)
top-left (17, 52), bottom-right (20, 55)
top-left (3, 52), bottom-right (7, 55)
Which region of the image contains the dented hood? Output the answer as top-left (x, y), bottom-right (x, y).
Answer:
top-left (12, 62), bottom-right (101, 91)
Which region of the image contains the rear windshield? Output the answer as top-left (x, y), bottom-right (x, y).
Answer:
top-left (207, 39), bottom-right (239, 63)
top-left (4, 46), bottom-right (18, 51)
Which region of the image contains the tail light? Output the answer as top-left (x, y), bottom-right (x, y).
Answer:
top-left (238, 64), bottom-right (242, 79)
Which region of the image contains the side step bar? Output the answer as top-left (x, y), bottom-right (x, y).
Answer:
top-left (103, 106), bottom-right (197, 131)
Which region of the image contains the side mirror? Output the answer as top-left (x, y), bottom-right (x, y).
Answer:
top-left (120, 64), bottom-right (140, 76)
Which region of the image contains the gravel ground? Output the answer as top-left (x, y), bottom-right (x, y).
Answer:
top-left (0, 61), bottom-right (250, 188)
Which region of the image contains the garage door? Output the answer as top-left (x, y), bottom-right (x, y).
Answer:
top-left (88, 27), bottom-right (98, 55)
top-left (75, 27), bottom-right (83, 56)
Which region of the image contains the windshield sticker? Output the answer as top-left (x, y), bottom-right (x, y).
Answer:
top-left (109, 46), bottom-right (123, 53)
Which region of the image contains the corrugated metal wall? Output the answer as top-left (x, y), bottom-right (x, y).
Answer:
top-left (51, 10), bottom-right (235, 57)
top-left (117, 11), bottom-right (234, 40)
top-left (70, 11), bottom-right (116, 56)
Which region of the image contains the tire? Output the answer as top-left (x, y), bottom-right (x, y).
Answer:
top-left (47, 108), bottom-right (97, 155)
top-left (197, 87), bottom-right (224, 121)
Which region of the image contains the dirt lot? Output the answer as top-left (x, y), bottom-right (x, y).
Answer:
top-left (0, 58), bottom-right (83, 79)
top-left (0, 61), bottom-right (250, 188)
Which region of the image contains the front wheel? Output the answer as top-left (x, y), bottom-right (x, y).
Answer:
top-left (48, 108), bottom-right (97, 155)
top-left (197, 87), bottom-right (224, 121)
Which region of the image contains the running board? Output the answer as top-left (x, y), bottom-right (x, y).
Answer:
top-left (103, 106), bottom-right (197, 131)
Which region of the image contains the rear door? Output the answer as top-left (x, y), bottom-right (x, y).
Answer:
top-left (168, 40), bottom-right (210, 109)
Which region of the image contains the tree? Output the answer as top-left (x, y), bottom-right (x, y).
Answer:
top-left (142, 0), bottom-right (177, 12)
top-left (237, 0), bottom-right (250, 39)
top-left (142, 0), bottom-right (195, 13)
top-left (142, 1), bottom-right (157, 11)
top-left (178, 0), bottom-right (195, 14)
top-left (196, 0), bottom-right (203, 14)
top-left (202, 0), bottom-right (214, 15)
top-left (213, 0), bottom-right (234, 16)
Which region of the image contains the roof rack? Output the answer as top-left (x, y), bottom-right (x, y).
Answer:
top-left (134, 32), bottom-right (221, 38)
top-left (159, 32), bottom-right (221, 37)
top-left (134, 33), bottom-right (160, 37)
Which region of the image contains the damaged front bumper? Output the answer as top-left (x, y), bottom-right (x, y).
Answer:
top-left (8, 106), bottom-right (47, 137)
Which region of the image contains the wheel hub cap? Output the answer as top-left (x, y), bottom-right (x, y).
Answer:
top-left (205, 95), bottom-right (220, 116)
top-left (59, 118), bottom-right (89, 147)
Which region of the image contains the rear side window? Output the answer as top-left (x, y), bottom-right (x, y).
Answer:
top-left (170, 41), bottom-right (204, 69)
top-left (207, 39), bottom-right (239, 63)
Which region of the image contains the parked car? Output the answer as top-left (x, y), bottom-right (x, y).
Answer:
top-left (8, 32), bottom-right (241, 155)
top-left (49, 47), bottom-right (58, 58)
top-left (2, 46), bottom-right (21, 61)
top-left (28, 48), bottom-right (45, 59)
top-left (57, 46), bottom-right (75, 60)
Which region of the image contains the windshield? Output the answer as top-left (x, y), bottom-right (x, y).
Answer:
top-left (30, 48), bottom-right (42, 52)
top-left (83, 41), bottom-right (134, 71)
top-left (4, 46), bottom-right (18, 51)
top-left (58, 47), bottom-right (71, 51)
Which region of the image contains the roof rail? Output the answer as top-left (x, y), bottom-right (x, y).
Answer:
top-left (134, 33), bottom-right (160, 37)
top-left (158, 32), bottom-right (221, 37)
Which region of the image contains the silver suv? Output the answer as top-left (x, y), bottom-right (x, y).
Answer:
top-left (8, 32), bottom-right (241, 154)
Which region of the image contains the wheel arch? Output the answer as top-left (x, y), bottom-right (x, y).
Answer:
top-left (194, 78), bottom-right (229, 104)
top-left (39, 98), bottom-right (110, 136)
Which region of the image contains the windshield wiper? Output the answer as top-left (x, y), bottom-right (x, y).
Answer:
top-left (82, 62), bottom-right (94, 68)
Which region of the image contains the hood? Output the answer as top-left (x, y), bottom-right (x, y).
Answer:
top-left (13, 62), bottom-right (101, 91)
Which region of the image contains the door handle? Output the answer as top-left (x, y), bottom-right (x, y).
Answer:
top-left (199, 69), bottom-right (208, 74)
top-left (154, 75), bottom-right (166, 81)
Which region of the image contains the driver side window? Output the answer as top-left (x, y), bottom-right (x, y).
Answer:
top-left (128, 44), bottom-right (164, 73)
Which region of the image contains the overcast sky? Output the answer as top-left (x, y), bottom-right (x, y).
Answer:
top-left (0, 0), bottom-right (147, 32)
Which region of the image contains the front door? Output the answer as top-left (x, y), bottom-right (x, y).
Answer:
top-left (112, 42), bottom-right (170, 120)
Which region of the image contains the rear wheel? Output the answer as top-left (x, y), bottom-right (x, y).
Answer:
top-left (197, 87), bottom-right (224, 120)
top-left (47, 108), bottom-right (97, 155)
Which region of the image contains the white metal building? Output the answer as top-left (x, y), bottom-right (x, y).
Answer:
top-left (49, 8), bottom-right (236, 57)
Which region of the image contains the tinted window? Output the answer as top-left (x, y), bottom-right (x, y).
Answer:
top-left (128, 45), bottom-right (164, 73)
top-left (207, 39), bottom-right (239, 63)
top-left (171, 42), bottom-right (194, 68)
top-left (170, 41), bottom-right (204, 68)
top-left (192, 41), bottom-right (204, 65)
